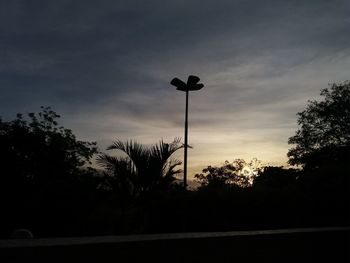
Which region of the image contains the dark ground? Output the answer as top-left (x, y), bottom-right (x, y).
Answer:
top-left (1, 228), bottom-right (349, 263)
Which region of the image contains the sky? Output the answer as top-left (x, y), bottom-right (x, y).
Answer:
top-left (1, 0), bottom-right (349, 177)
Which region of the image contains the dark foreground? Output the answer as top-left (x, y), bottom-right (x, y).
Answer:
top-left (1, 227), bottom-right (349, 263)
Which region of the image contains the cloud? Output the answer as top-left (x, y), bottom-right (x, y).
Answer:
top-left (1, 0), bottom-right (349, 176)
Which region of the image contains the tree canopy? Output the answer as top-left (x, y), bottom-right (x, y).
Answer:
top-left (97, 138), bottom-right (183, 199)
top-left (0, 106), bottom-right (98, 186)
top-left (0, 90), bottom-right (349, 239)
top-left (194, 159), bottom-right (262, 188)
top-left (287, 81), bottom-right (350, 169)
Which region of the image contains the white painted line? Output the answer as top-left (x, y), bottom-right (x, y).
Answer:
top-left (0, 226), bottom-right (349, 248)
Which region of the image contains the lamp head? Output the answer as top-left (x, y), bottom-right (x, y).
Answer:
top-left (187, 75), bottom-right (200, 86)
top-left (171, 75), bottom-right (204, 91)
top-left (187, 75), bottom-right (204, 91)
top-left (171, 77), bottom-right (187, 91)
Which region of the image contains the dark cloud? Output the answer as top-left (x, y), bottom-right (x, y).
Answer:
top-left (1, 0), bottom-right (349, 174)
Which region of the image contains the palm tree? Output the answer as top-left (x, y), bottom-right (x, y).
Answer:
top-left (97, 138), bottom-right (183, 198)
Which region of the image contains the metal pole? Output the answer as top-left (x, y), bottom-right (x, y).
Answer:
top-left (171, 75), bottom-right (203, 190)
top-left (184, 90), bottom-right (189, 190)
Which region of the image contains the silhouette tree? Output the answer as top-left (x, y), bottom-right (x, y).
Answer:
top-left (195, 159), bottom-right (262, 188)
top-left (97, 138), bottom-right (183, 198)
top-left (253, 166), bottom-right (299, 189)
top-left (0, 107), bottom-right (99, 238)
top-left (194, 161), bottom-right (237, 188)
top-left (0, 106), bottom-right (97, 186)
top-left (287, 81), bottom-right (350, 169)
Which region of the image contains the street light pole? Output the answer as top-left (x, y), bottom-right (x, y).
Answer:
top-left (184, 90), bottom-right (189, 189)
top-left (171, 75), bottom-right (204, 190)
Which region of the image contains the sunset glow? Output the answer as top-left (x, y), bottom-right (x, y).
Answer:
top-left (1, 1), bottom-right (349, 179)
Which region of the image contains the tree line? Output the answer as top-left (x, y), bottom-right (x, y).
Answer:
top-left (0, 81), bottom-right (349, 238)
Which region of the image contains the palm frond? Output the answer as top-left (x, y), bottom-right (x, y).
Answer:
top-left (107, 140), bottom-right (146, 160)
top-left (100, 137), bottom-right (184, 196)
top-left (107, 139), bottom-right (149, 174)
top-left (163, 159), bottom-right (182, 178)
top-left (151, 138), bottom-right (183, 164)
top-left (96, 153), bottom-right (120, 172)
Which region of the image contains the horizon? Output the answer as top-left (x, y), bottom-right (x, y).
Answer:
top-left (1, 0), bottom-right (349, 178)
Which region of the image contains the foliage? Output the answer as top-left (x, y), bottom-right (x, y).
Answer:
top-left (253, 166), bottom-right (299, 189)
top-left (194, 161), bottom-right (237, 188)
top-left (0, 106), bottom-right (98, 185)
top-left (1, 83), bottom-right (350, 238)
top-left (194, 158), bottom-right (262, 188)
top-left (97, 138), bottom-right (183, 198)
top-left (0, 107), bottom-right (101, 238)
top-left (287, 81), bottom-right (350, 169)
